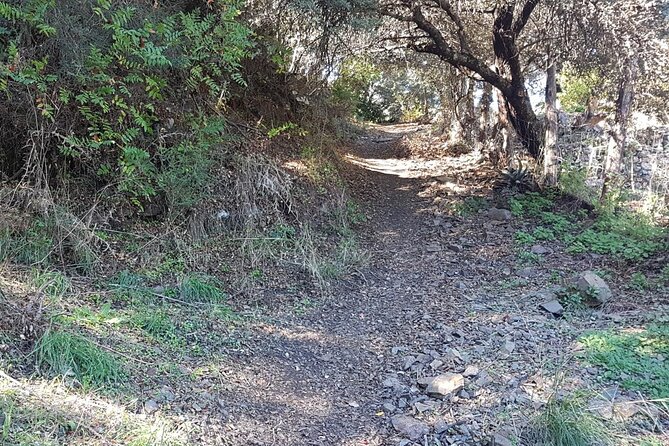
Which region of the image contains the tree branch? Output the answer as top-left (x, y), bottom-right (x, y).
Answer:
top-left (512, 0), bottom-right (542, 37)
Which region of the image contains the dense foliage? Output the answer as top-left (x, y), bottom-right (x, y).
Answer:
top-left (0, 0), bottom-right (253, 208)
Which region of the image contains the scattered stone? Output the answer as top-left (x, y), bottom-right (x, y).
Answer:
top-left (540, 299), bottom-right (564, 316)
top-left (383, 402), bottom-right (397, 413)
top-left (403, 356), bottom-right (417, 370)
top-left (492, 432), bottom-right (513, 446)
top-left (447, 244), bottom-right (463, 253)
top-left (487, 208), bottom-right (513, 221)
top-left (425, 373), bottom-right (465, 398)
top-left (348, 400), bottom-right (360, 408)
top-left (391, 414), bottom-right (430, 441)
top-left (502, 340), bottom-right (516, 355)
top-left (458, 389), bottom-right (471, 399)
top-left (383, 377), bottom-right (402, 389)
top-left (475, 371), bottom-right (493, 387)
top-left (392, 346), bottom-right (407, 355)
top-left (434, 420), bottom-right (450, 434)
top-left (414, 401), bottom-right (433, 412)
top-left (517, 267), bottom-right (539, 278)
top-left (144, 399), bottom-right (159, 414)
top-left (430, 359), bottom-right (444, 370)
top-left (530, 244), bottom-right (552, 255)
top-left (426, 243), bottom-right (442, 252)
top-left (574, 271), bottom-right (612, 305)
top-left (462, 365), bottom-right (479, 377)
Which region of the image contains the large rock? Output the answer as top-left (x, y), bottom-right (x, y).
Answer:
top-left (540, 299), bottom-right (564, 316)
top-left (425, 373), bottom-right (465, 398)
top-left (574, 271), bottom-right (612, 306)
top-left (391, 414), bottom-right (429, 441)
top-left (487, 208), bottom-right (513, 221)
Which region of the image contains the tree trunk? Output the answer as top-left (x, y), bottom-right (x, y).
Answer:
top-left (478, 81), bottom-right (493, 156)
top-left (543, 57), bottom-right (559, 186)
top-left (601, 55), bottom-right (638, 200)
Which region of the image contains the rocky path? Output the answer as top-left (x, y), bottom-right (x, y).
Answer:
top-left (189, 125), bottom-right (663, 445)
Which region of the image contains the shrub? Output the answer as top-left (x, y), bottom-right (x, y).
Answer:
top-left (1, 0), bottom-right (253, 206)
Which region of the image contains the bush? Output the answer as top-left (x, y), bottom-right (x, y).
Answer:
top-left (1, 0), bottom-right (253, 207)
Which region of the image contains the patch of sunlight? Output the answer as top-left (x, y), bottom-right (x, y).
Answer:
top-left (0, 372), bottom-right (191, 445)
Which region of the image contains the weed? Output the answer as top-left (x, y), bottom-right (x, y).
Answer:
top-left (560, 291), bottom-right (586, 311)
top-left (532, 396), bottom-right (609, 446)
top-left (33, 330), bottom-right (122, 387)
top-left (31, 269), bottom-right (70, 300)
top-left (532, 226), bottom-right (556, 241)
top-left (131, 308), bottom-right (182, 346)
top-left (109, 270), bottom-right (147, 303)
top-left (179, 275), bottom-right (226, 304)
top-left (144, 254), bottom-right (186, 280)
top-left (451, 196), bottom-right (487, 217)
top-left (629, 272), bottom-right (649, 291)
top-left (509, 192), bottom-right (555, 218)
top-left (59, 304), bottom-right (123, 329)
top-left (559, 163), bottom-right (598, 205)
top-left (580, 324), bottom-right (669, 398)
top-left (515, 231), bottom-right (536, 245)
top-left (566, 211), bottom-right (666, 261)
top-left (540, 212), bottom-right (572, 236)
top-left (249, 269), bottom-right (263, 280)
top-left (518, 251), bottom-right (542, 265)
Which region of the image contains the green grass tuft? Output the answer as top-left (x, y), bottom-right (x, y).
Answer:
top-left (179, 275), bottom-right (226, 303)
top-left (533, 397), bottom-right (610, 446)
top-left (580, 324), bottom-right (669, 398)
top-left (33, 330), bottom-right (122, 387)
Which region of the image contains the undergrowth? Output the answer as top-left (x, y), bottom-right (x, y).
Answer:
top-left (579, 324), bottom-right (669, 398)
top-left (509, 190), bottom-right (666, 262)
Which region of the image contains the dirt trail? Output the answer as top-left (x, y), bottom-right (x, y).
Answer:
top-left (203, 125), bottom-right (657, 445)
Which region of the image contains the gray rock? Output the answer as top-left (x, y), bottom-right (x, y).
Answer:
top-left (434, 420), bottom-right (450, 434)
top-left (383, 377), bottom-right (402, 389)
top-left (403, 356), bottom-right (417, 370)
top-left (487, 208), bottom-right (513, 221)
top-left (414, 401), bottom-right (434, 412)
top-left (430, 359), bottom-right (444, 370)
top-left (517, 267), bottom-right (539, 278)
top-left (144, 399), bottom-right (159, 414)
top-left (492, 433), bottom-right (513, 446)
top-left (502, 340), bottom-right (516, 355)
top-left (425, 373), bottom-right (465, 398)
top-left (391, 414), bottom-right (430, 441)
top-left (462, 365), bottom-right (479, 377)
top-left (530, 244), bottom-right (552, 255)
top-left (574, 271), bottom-right (612, 305)
top-left (383, 402), bottom-right (397, 413)
top-left (540, 299), bottom-right (564, 316)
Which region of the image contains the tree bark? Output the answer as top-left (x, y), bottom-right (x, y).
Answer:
top-left (601, 54), bottom-right (638, 200)
top-left (478, 81), bottom-right (493, 156)
top-left (543, 57), bottom-right (559, 186)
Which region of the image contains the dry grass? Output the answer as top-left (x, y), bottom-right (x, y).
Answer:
top-left (0, 372), bottom-right (191, 446)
